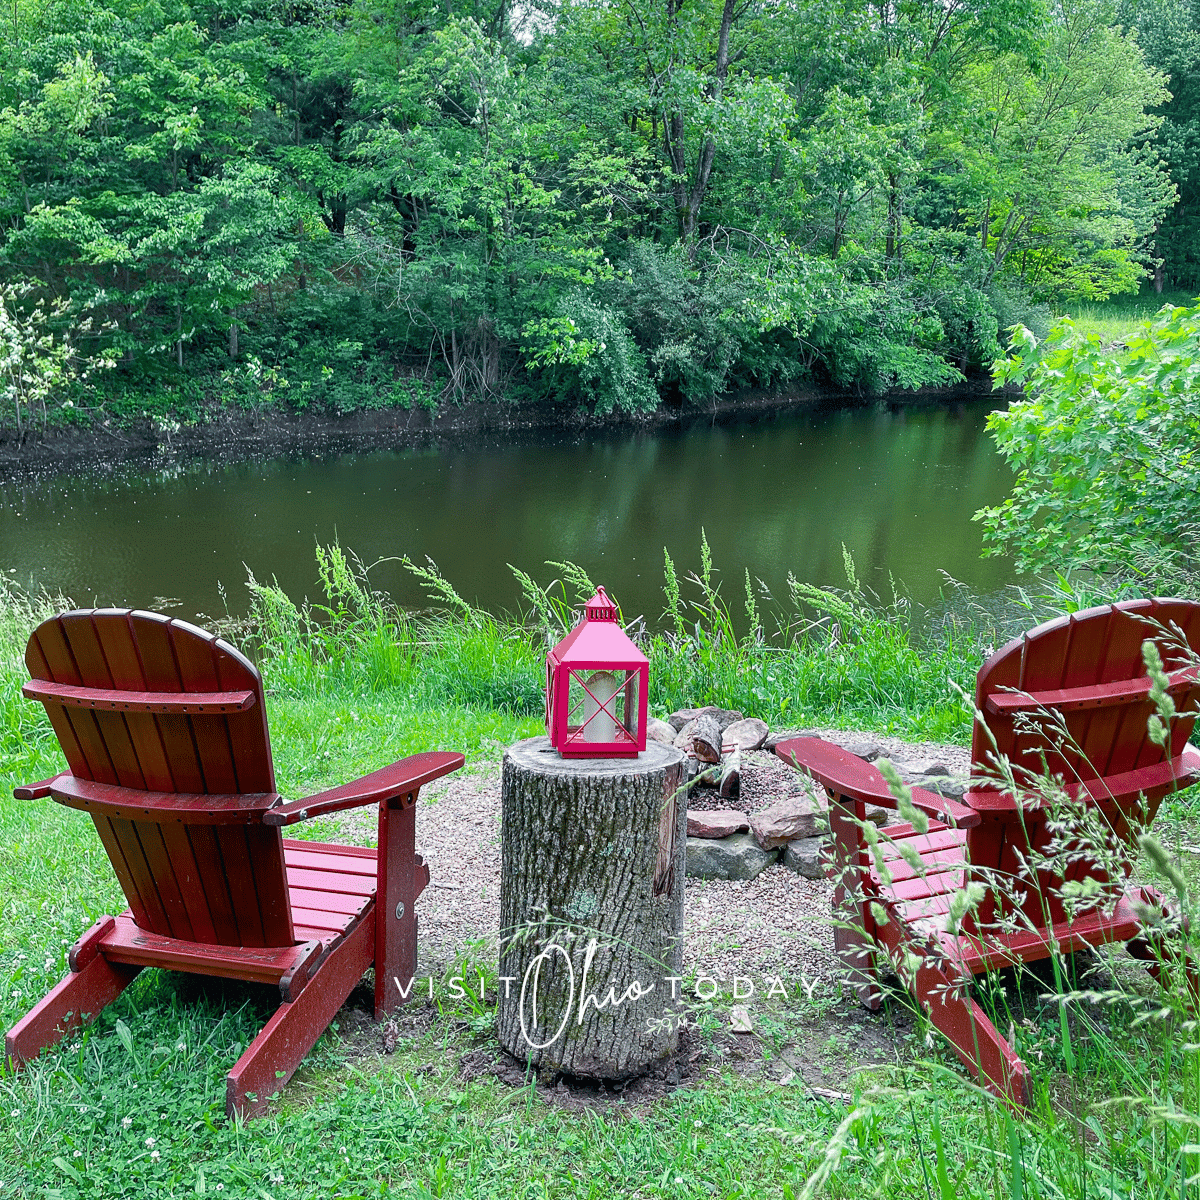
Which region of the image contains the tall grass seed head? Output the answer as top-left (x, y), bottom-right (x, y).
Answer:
top-left (876, 757), bottom-right (929, 834)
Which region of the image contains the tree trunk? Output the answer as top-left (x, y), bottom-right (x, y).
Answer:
top-left (498, 737), bottom-right (686, 1079)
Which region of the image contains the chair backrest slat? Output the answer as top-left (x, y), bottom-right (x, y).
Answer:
top-left (969, 598), bottom-right (1200, 926)
top-left (26, 610), bottom-right (293, 948)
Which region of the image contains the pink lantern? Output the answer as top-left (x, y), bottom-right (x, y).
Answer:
top-left (546, 587), bottom-right (649, 758)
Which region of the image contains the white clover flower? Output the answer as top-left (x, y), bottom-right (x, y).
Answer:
top-left (151, 1150), bottom-right (160, 1162)
top-left (216, 1186), bottom-right (224, 1192)
top-left (122, 1117), bottom-right (133, 1129)
top-left (145, 1137), bottom-right (156, 1148)
top-left (73, 1151), bottom-right (82, 1158)
top-left (693, 1119), bottom-right (702, 1127)
top-left (10, 1110), bottom-right (19, 1119)
top-left (176, 1043), bottom-right (186, 1052)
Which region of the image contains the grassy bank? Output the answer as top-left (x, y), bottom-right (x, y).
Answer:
top-left (1058, 288), bottom-right (1198, 346)
top-left (3, 559), bottom-right (1200, 1198)
top-left (245, 540), bottom-right (1029, 748)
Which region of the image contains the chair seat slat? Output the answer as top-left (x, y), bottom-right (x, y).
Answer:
top-left (24, 679), bottom-right (256, 714)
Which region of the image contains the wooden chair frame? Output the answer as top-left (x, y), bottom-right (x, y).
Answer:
top-left (778, 598), bottom-right (1200, 1107)
top-left (4, 608), bottom-right (464, 1117)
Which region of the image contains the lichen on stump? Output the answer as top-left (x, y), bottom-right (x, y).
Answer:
top-left (498, 736), bottom-right (686, 1079)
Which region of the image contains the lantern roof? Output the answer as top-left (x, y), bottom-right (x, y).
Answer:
top-left (550, 587), bottom-right (648, 666)
top-left (584, 587), bottom-right (618, 621)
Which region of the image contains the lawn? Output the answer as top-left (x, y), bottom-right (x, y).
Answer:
top-left (1057, 288), bottom-right (1200, 346)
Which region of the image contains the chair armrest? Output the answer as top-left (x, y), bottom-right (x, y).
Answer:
top-left (774, 737), bottom-right (980, 829)
top-left (13, 775), bottom-right (64, 800)
top-left (263, 751), bottom-right (465, 827)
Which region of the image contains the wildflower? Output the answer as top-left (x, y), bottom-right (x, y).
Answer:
top-left (693, 1119), bottom-right (702, 1128)
top-left (145, 1137), bottom-right (156, 1148)
top-left (176, 1043), bottom-right (186, 1052)
top-left (9, 1110), bottom-right (18, 1119)
top-left (122, 1117), bottom-right (133, 1129)
top-left (73, 1151), bottom-right (82, 1158)
top-left (151, 1151), bottom-right (160, 1162)
top-left (216, 1186), bottom-right (224, 1192)
top-left (159, 1113), bottom-right (167, 1120)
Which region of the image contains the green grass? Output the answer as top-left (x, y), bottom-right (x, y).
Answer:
top-left (242, 537), bottom-right (1028, 748)
top-left (4, 558), bottom-right (1200, 1197)
top-left (1057, 288), bottom-right (1199, 346)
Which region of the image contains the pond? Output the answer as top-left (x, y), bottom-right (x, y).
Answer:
top-left (0, 395), bottom-right (1017, 626)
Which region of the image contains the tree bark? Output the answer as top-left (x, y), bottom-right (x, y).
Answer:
top-left (498, 737), bottom-right (686, 1079)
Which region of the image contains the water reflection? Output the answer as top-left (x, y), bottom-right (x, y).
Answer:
top-left (0, 398), bottom-right (1016, 622)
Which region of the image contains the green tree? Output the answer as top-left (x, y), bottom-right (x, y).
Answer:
top-left (978, 305), bottom-right (1200, 578)
top-left (941, 0), bottom-right (1174, 299)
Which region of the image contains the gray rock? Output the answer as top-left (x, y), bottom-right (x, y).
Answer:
top-left (917, 776), bottom-right (969, 799)
top-left (668, 706), bottom-right (745, 733)
top-left (647, 717), bottom-right (678, 746)
top-left (763, 728), bottom-right (818, 753)
top-left (721, 717), bottom-right (769, 753)
top-left (749, 796), bottom-right (827, 848)
top-left (901, 759), bottom-right (950, 780)
top-left (845, 737), bottom-right (883, 762)
top-left (686, 833), bottom-right (779, 881)
top-left (783, 836), bottom-right (829, 879)
top-left (822, 800), bottom-right (890, 825)
top-left (687, 809), bottom-right (751, 838)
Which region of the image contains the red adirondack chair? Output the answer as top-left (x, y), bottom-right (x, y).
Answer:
top-left (777, 598), bottom-right (1200, 1107)
top-left (4, 609), bottom-right (463, 1117)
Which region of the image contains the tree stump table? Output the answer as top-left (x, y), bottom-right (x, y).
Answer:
top-left (498, 736), bottom-right (686, 1079)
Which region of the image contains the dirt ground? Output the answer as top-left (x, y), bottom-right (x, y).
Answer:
top-left (317, 736), bottom-right (975, 1108)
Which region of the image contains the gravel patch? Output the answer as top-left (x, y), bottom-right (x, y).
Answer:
top-left (324, 730), bottom-right (968, 986)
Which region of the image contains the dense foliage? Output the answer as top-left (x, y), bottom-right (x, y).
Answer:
top-left (0, 0), bottom-right (1185, 422)
top-left (978, 303), bottom-right (1200, 583)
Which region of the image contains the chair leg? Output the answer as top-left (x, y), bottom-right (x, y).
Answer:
top-left (907, 948), bottom-right (1030, 1109)
top-left (5, 956), bottom-right (140, 1067)
top-left (829, 795), bottom-right (882, 1009)
top-left (226, 910), bottom-right (375, 1119)
top-left (374, 793), bottom-right (431, 1020)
